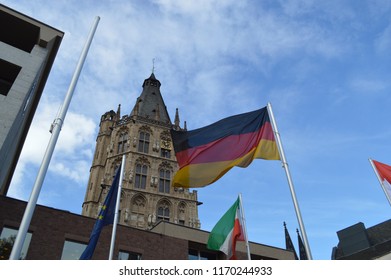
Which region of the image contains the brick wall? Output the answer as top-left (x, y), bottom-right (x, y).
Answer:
top-left (0, 195), bottom-right (188, 260)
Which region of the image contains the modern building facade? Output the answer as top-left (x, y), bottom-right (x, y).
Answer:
top-left (82, 73), bottom-right (201, 230)
top-left (0, 4), bottom-right (64, 195)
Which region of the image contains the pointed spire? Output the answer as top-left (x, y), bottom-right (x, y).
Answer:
top-left (184, 121), bottom-right (187, 131)
top-left (130, 73), bottom-right (171, 123)
top-left (174, 108), bottom-right (180, 128)
top-left (284, 222), bottom-right (299, 260)
top-left (116, 104), bottom-right (121, 120)
top-left (297, 229), bottom-right (308, 260)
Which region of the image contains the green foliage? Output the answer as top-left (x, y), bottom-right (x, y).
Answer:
top-left (0, 235), bottom-right (15, 260)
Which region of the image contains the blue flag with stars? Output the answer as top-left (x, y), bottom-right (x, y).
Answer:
top-left (79, 165), bottom-right (121, 260)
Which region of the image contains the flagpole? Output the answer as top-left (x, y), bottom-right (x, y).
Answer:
top-left (9, 16), bottom-right (100, 260)
top-left (238, 193), bottom-right (251, 260)
top-left (267, 102), bottom-right (313, 260)
top-left (109, 155), bottom-right (126, 260)
top-left (369, 158), bottom-right (391, 207)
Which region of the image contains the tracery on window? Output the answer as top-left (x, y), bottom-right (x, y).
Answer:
top-left (159, 169), bottom-right (171, 193)
top-left (157, 200), bottom-right (170, 222)
top-left (117, 131), bottom-right (128, 154)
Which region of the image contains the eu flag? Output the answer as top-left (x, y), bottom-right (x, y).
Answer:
top-left (79, 165), bottom-right (121, 260)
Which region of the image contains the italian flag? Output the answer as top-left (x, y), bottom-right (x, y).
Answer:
top-left (207, 197), bottom-right (245, 259)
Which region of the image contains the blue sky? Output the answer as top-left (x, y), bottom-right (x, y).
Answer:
top-left (4, 0), bottom-right (391, 260)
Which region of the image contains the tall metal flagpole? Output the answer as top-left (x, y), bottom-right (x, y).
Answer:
top-left (267, 102), bottom-right (313, 260)
top-left (109, 155), bottom-right (126, 260)
top-left (369, 158), bottom-right (391, 207)
top-left (238, 193), bottom-right (251, 260)
top-left (9, 16), bottom-right (100, 260)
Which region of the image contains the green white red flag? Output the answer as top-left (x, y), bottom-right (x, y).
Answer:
top-left (207, 197), bottom-right (245, 259)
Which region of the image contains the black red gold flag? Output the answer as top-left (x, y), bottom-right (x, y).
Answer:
top-left (170, 107), bottom-right (280, 188)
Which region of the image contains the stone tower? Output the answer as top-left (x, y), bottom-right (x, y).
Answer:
top-left (82, 73), bottom-right (201, 230)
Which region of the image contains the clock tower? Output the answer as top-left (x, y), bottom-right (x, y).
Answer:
top-left (82, 73), bottom-right (201, 230)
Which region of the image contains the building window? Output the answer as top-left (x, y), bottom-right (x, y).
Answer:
top-left (178, 202), bottom-right (186, 226)
top-left (0, 59), bottom-right (22, 96)
top-left (131, 195), bottom-right (146, 227)
top-left (0, 227), bottom-right (32, 260)
top-left (118, 250), bottom-right (141, 260)
top-left (188, 249), bottom-right (217, 260)
top-left (61, 240), bottom-right (87, 260)
top-left (117, 132), bottom-right (128, 154)
top-left (135, 164), bottom-right (148, 189)
top-left (138, 132), bottom-right (150, 153)
top-left (158, 169), bottom-right (171, 193)
top-left (157, 202), bottom-right (170, 222)
top-left (160, 148), bottom-right (171, 158)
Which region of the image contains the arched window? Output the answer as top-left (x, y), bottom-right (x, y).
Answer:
top-left (138, 131), bottom-right (150, 153)
top-left (135, 164), bottom-right (148, 189)
top-left (178, 202), bottom-right (186, 225)
top-left (158, 169), bottom-right (171, 193)
top-left (157, 201), bottom-right (170, 222)
top-left (131, 195), bottom-right (146, 227)
top-left (117, 132), bottom-right (128, 154)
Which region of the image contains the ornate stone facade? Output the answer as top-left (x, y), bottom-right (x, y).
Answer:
top-left (82, 73), bottom-right (201, 230)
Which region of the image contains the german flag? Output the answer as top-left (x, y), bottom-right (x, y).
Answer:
top-left (170, 107), bottom-right (280, 188)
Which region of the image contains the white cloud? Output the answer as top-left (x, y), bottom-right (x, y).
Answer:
top-left (55, 111), bottom-right (96, 154)
top-left (49, 160), bottom-right (91, 184)
top-left (349, 78), bottom-right (389, 94)
top-left (375, 23), bottom-right (391, 54)
top-left (8, 98), bottom-right (96, 196)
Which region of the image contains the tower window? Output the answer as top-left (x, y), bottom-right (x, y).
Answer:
top-left (157, 204), bottom-right (170, 222)
top-left (131, 195), bottom-right (146, 227)
top-left (138, 132), bottom-right (150, 153)
top-left (117, 132), bottom-right (128, 154)
top-left (160, 148), bottom-right (171, 159)
top-left (159, 169), bottom-right (171, 194)
top-left (178, 203), bottom-right (186, 225)
top-left (135, 164), bottom-right (148, 189)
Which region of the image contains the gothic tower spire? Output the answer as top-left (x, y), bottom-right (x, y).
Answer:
top-left (116, 104), bottom-right (121, 120)
top-left (130, 73), bottom-right (171, 124)
top-left (174, 108), bottom-right (180, 129)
